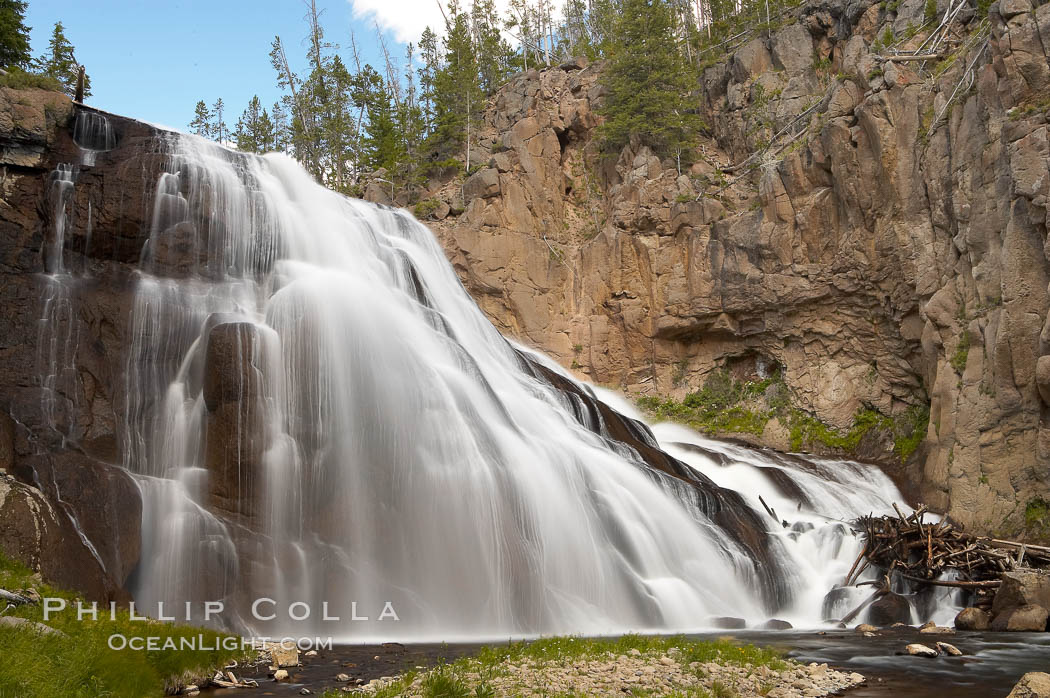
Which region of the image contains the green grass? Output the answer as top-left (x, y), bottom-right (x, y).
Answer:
top-left (638, 368), bottom-right (928, 462)
top-left (0, 554), bottom-right (249, 697)
top-left (787, 405), bottom-right (928, 461)
top-left (1024, 498), bottom-right (1050, 541)
top-left (637, 370), bottom-right (779, 437)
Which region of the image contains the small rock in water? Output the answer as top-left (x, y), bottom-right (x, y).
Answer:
top-left (855, 623), bottom-right (878, 633)
top-left (919, 624), bottom-right (954, 634)
top-left (299, 690), bottom-right (312, 696)
top-left (305, 649), bottom-right (318, 657)
top-left (905, 643), bottom-right (939, 658)
top-left (273, 669), bottom-right (289, 681)
top-left (180, 687), bottom-right (199, 696)
top-left (936, 642), bottom-right (962, 656)
top-left (335, 673), bottom-right (351, 682)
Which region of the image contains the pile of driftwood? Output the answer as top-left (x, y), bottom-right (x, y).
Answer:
top-left (846, 505), bottom-right (1050, 605)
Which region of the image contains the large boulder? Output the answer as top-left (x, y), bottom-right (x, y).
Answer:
top-left (1007, 672), bottom-right (1050, 697)
top-left (203, 321), bottom-right (269, 517)
top-left (955, 606), bottom-right (991, 631)
top-left (0, 473), bottom-right (128, 602)
top-left (17, 451), bottom-right (142, 590)
top-left (866, 592), bottom-right (913, 626)
top-left (993, 570), bottom-right (1050, 615)
top-left (730, 38), bottom-right (773, 82)
top-left (991, 604), bottom-right (1049, 632)
top-left (771, 23), bottom-right (814, 75)
top-left (463, 167), bottom-right (501, 201)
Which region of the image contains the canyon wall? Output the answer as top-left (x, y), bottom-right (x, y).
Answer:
top-left (401, 0), bottom-right (1050, 536)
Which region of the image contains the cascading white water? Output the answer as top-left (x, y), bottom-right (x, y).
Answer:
top-left (114, 132), bottom-right (949, 641)
top-left (73, 110), bottom-right (117, 167)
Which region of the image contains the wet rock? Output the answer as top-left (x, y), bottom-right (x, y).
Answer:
top-left (0, 473), bottom-right (129, 603)
top-left (708, 616), bottom-right (747, 629)
top-left (855, 623), bottom-right (878, 633)
top-left (936, 642), bottom-right (962, 656)
top-left (202, 321), bottom-right (265, 412)
top-left (919, 622), bottom-right (954, 634)
top-left (867, 593), bottom-right (912, 626)
top-left (955, 607), bottom-right (991, 631)
top-left (335, 673), bottom-right (351, 682)
top-left (760, 618), bottom-right (793, 630)
top-left (1007, 672), bottom-right (1050, 697)
top-left (905, 643), bottom-right (939, 657)
top-left (273, 669), bottom-right (289, 681)
top-left (993, 570), bottom-right (1050, 615)
top-left (991, 604), bottom-right (1050, 632)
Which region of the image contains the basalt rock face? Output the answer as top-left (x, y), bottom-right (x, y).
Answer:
top-left (409, 0), bottom-right (1050, 536)
top-left (0, 87), bottom-right (164, 601)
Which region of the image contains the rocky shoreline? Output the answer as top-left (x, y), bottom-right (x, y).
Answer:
top-left (343, 646), bottom-right (865, 698)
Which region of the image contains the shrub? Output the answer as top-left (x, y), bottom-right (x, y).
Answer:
top-left (950, 330), bottom-right (971, 373)
top-left (0, 68), bottom-right (64, 92)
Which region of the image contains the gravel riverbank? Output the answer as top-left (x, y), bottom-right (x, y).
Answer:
top-left (343, 640), bottom-right (866, 697)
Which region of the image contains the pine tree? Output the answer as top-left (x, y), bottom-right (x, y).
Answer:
top-left (235, 95), bottom-right (270, 153)
top-left (0, 0), bottom-right (31, 69)
top-left (211, 98), bottom-right (228, 143)
top-left (271, 101), bottom-right (289, 152)
top-left (417, 27), bottom-right (439, 133)
top-left (357, 65), bottom-right (403, 174)
top-left (34, 22), bottom-right (91, 98)
top-left (472, 0), bottom-right (511, 94)
top-left (429, 0), bottom-right (483, 168)
top-left (587, 0), bottom-right (619, 54)
top-left (597, 0), bottom-right (700, 161)
top-left (189, 100), bottom-right (212, 138)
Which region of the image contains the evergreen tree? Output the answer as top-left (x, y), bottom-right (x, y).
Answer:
top-left (235, 95), bottom-right (271, 153)
top-left (429, 0), bottom-right (483, 168)
top-left (472, 0), bottom-right (511, 94)
top-left (35, 22), bottom-right (91, 98)
top-left (356, 65), bottom-right (403, 174)
top-left (417, 27), bottom-right (439, 132)
top-left (587, 0), bottom-right (619, 55)
top-left (189, 100), bottom-right (212, 138)
top-left (210, 98), bottom-right (228, 143)
top-left (597, 0), bottom-right (700, 161)
top-left (271, 101), bottom-right (289, 153)
top-left (0, 0), bottom-right (31, 69)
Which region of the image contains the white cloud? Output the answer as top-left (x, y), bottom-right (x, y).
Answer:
top-left (349, 0), bottom-right (450, 44)
top-left (349, 0), bottom-right (565, 46)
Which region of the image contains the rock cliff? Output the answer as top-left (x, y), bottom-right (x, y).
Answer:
top-left (0, 88), bottom-right (161, 600)
top-left (399, 0), bottom-right (1050, 536)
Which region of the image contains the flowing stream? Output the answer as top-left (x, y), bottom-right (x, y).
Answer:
top-left (53, 124), bottom-right (962, 642)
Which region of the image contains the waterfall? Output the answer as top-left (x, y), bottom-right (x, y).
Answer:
top-left (113, 132), bottom-right (939, 642)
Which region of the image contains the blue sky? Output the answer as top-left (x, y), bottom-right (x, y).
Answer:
top-left (23, 0), bottom-right (449, 131)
